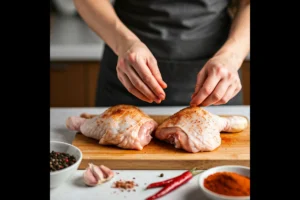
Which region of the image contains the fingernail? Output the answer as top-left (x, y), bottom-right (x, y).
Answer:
top-left (159, 94), bottom-right (165, 100)
top-left (155, 99), bottom-right (161, 104)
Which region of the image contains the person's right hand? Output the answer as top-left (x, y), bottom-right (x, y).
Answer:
top-left (116, 40), bottom-right (167, 103)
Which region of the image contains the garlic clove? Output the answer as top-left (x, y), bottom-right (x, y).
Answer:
top-left (83, 165), bottom-right (99, 186)
top-left (83, 163), bottom-right (114, 187)
top-left (90, 163), bottom-right (105, 181)
top-left (99, 165), bottom-right (114, 181)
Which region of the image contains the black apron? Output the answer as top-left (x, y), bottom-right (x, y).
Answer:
top-left (95, 0), bottom-right (243, 107)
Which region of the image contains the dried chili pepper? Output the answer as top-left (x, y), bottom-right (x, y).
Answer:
top-left (145, 168), bottom-right (203, 200)
top-left (146, 170), bottom-right (192, 189)
top-left (146, 176), bottom-right (176, 189)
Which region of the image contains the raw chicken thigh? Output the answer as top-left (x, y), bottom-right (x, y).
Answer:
top-left (154, 106), bottom-right (248, 153)
top-left (66, 105), bottom-right (158, 150)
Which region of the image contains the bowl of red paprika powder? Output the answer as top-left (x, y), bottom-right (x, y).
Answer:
top-left (198, 165), bottom-right (250, 200)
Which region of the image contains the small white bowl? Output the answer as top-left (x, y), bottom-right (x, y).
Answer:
top-left (50, 141), bottom-right (82, 189)
top-left (198, 165), bottom-right (250, 200)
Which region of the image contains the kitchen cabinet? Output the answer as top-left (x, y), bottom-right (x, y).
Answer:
top-left (86, 62), bottom-right (100, 106)
top-left (241, 61), bottom-right (250, 105)
top-left (50, 62), bottom-right (100, 107)
top-left (50, 61), bottom-right (250, 107)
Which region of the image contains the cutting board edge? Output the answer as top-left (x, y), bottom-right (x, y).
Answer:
top-left (77, 159), bottom-right (250, 170)
top-left (79, 155), bottom-right (250, 161)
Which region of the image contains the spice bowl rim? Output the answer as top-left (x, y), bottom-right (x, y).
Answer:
top-left (50, 140), bottom-right (83, 175)
top-left (198, 165), bottom-right (250, 200)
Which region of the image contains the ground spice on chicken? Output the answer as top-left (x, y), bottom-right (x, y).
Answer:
top-left (204, 172), bottom-right (250, 196)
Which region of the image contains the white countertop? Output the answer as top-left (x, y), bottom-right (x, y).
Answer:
top-left (50, 105), bottom-right (250, 200)
top-left (50, 15), bottom-right (250, 62)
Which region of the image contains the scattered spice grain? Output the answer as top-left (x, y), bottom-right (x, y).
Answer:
top-left (112, 180), bottom-right (138, 191)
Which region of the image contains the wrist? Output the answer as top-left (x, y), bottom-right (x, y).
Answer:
top-left (116, 37), bottom-right (140, 57)
top-left (215, 38), bottom-right (249, 68)
top-left (114, 22), bottom-right (140, 56)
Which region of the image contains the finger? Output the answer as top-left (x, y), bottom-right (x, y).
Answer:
top-left (190, 74), bottom-right (221, 106)
top-left (213, 84), bottom-right (235, 105)
top-left (201, 79), bottom-right (230, 106)
top-left (231, 82), bottom-right (242, 99)
top-left (192, 70), bottom-right (207, 97)
top-left (119, 71), bottom-right (153, 103)
top-left (221, 80), bottom-right (242, 104)
top-left (131, 57), bottom-right (166, 101)
top-left (147, 58), bottom-right (168, 89)
top-left (126, 64), bottom-right (161, 103)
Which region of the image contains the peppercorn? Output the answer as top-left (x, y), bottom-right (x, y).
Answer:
top-left (50, 151), bottom-right (77, 172)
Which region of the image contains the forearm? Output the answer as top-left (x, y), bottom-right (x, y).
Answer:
top-left (215, 0), bottom-right (250, 67)
top-left (73, 0), bottom-right (140, 56)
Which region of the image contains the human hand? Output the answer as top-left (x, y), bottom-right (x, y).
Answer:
top-left (190, 52), bottom-right (242, 106)
top-left (116, 40), bottom-right (167, 103)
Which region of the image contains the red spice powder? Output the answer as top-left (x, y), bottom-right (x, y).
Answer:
top-left (112, 180), bottom-right (138, 191)
top-left (204, 172), bottom-right (250, 196)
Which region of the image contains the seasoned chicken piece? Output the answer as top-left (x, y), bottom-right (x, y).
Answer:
top-left (154, 106), bottom-right (248, 153)
top-left (66, 105), bottom-right (158, 150)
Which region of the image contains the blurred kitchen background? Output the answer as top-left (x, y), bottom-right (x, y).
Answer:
top-left (50, 0), bottom-right (250, 107)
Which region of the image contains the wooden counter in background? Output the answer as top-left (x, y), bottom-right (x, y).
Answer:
top-left (241, 61), bottom-right (250, 105)
top-left (50, 62), bottom-right (100, 107)
top-left (50, 61), bottom-right (250, 107)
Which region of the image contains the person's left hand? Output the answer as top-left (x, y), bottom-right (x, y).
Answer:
top-left (190, 52), bottom-right (242, 107)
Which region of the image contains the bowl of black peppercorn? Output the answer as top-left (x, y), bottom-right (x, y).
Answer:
top-left (50, 141), bottom-right (82, 189)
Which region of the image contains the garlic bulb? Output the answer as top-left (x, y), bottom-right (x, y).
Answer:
top-left (83, 163), bottom-right (114, 186)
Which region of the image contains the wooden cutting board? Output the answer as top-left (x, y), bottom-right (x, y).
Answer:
top-left (72, 115), bottom-right (250, 170)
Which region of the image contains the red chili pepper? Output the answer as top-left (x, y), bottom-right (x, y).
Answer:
top-left (145, 168), bottom-right (203, 200)
top-left (146, 173), bottom-right (185, 189)
top-left (146, 168), bottom-right (201, 189)
top-left (146, 178), bottom-right (175, 189)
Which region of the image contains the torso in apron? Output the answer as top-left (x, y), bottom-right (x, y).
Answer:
top-left (96, 0), bottom-right (243, 106)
